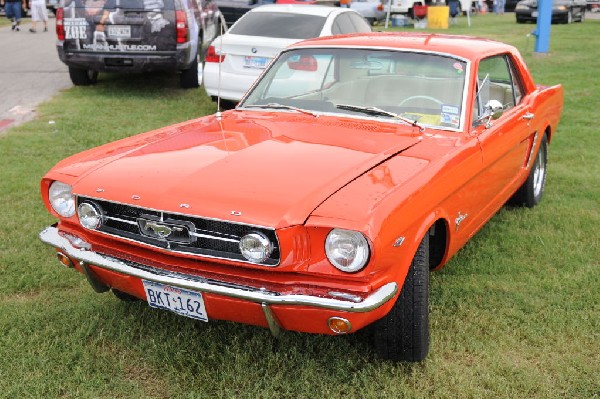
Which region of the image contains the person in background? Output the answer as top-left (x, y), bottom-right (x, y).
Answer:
top-left (5, 0), bottom-right (27, 31)
top-left (29, 0), bottom-right (48, 32)
top-left (339, 0), bottom-right (350, 8)
top-left (494, 0), bottom-right (504, 14)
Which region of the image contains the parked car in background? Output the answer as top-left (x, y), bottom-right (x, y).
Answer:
top-left (214, 0), bottom-right (265, 26)
top-left (350, 0), bottom-right (386, 25)
top-left (515, 0), bottom-right (586, 22)
top-left (40, 32), bottom-right (563, 362)
top-left (55, 0), bottom-right (221, 88)
top-left (203, 4), bottom-right (371, 105)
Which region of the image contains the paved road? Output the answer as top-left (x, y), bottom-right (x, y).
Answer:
top-left (0, 17), bottom-right (71, 133)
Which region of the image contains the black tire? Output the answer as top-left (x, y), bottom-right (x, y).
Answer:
top-left (180, 53), bottom-right (200, 89)
top-left (510, 134), bottom-right (548, 208)
top-left (516, 16), bottom-right (525, 23)
top-left (565, 10), bottom-right (573, 24)
top-left (112, 288), bottom-right (140, 302)
top-left (372, 233), bottom-right (429, 362)
top-left (69, 66), bottom-right (98, 86)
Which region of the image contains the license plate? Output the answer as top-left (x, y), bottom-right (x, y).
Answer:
top-left (107, 25), bottom-right (131, 39)
top-left (244, 56), bottom-right (269, 69)
top-left (531, 11), bottom-right (538, 17)
top-left (143, 280), bottom-right (208, 322)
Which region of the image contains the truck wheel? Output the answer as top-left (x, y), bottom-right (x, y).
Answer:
top-left (112, 288), bottom-right (140, 302)
top-left (180, 53), bottom-right (200, 89)
top-left (372, 233), bottom-right (430, 362)
top-left (69, 67), bottom-right (98, 86)
top-left (510, 134), bottom-right (548, 208)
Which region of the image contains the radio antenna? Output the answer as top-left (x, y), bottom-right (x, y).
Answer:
top-left (216, 14), bottom-right (226, 115)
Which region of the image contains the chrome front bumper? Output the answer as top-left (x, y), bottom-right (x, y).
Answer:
top-left (39, 226), bottom-right (397, 318)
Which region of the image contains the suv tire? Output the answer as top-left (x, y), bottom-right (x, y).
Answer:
top-left (180, 53), bottom-right (200, 89)
top-left (69, 67), bottom-right (98, 86)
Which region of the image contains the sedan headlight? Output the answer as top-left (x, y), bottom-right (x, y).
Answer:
top-left (49, 181), bottom-right (75, 217)
top-left (325, 229), bottom-right (370, 273)
top-left (553, 5), bottom-right (567, 10)
top-left (239, 232), bottom-right (274, 263)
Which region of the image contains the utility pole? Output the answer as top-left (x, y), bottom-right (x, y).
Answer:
top-left (534, 0), bottom-right (553, 53)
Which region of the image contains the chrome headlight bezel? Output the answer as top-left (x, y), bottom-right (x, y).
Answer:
top-left (325, 228), bottom-right (370, 273)
top-left (77, 202), bottom-right (104, 230)
top-left (239, 231), bottom-right (274, 264)
top-left (49, 181), bottom-right (75, 218)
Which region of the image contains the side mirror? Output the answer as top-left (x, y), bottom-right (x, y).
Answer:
top-left (485, 100), bottom-right (504, 120)
top-left (476, 100), bottom-right (504, 128)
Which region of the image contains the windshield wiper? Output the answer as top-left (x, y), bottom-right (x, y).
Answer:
top-left (335, 104), bottom-right (424, 131)
top-left (242, 103), bottom-right (317, 117)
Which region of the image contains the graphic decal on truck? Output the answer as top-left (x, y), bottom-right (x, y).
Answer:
top-left (63, 0), bottom-right (171, 52)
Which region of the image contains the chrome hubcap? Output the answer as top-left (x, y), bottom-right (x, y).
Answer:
top-left (532, 145), bottom-right (546, 197)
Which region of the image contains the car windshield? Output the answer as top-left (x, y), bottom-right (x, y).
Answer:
top-left (229, 12), bottom-right (327, 39)
top-left (241, 48), bottom-right (468, 130)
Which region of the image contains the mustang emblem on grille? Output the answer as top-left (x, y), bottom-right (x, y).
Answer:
top-left (137, 216), bottom-right (194, 244)
top-left (145, 221), bottom-right (182, 238)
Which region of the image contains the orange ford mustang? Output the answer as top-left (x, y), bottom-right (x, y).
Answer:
top-left (39, 33), bottom-right (563, 361)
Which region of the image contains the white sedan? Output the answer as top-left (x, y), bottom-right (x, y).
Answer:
top-left (202, 4), bottom-right (372, 105)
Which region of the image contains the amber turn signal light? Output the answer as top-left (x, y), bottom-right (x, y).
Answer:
top-left (328, 317), bottom-right (352, 334)
top-left (56, 252), bottom-right (74, 269)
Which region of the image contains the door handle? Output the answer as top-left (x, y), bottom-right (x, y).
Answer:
top-left (522, 112), bottom-right (535, 120)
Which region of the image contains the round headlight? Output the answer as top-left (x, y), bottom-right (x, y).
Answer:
top-left (78, 202), bottom-right (103, 230)
top-left (239, 232), bottom-right (273, 263)
top-left (49, 181), bottom-right (75, 218)
top-left (325, 229), bottom-right (370, 273)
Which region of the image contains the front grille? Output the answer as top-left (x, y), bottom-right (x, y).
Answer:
top-left (77, 196), bottom-right (280, 266)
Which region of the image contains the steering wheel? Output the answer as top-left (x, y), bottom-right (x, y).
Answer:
top-left (398, 95), bottom-right (444, 108)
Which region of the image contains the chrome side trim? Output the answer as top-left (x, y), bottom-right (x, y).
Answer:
top-left (39, 226), bottom-right (398, 313)
top-left (526, 132), bottom-right (539, 169)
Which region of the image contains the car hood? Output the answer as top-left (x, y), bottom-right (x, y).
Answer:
top-left (54, 111), bottom-right (421, 228)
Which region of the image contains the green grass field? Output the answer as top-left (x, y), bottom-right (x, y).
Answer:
top-left (0, 14), bottom-right (598, 398)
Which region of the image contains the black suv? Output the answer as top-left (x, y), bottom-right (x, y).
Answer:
top-left (55, 0), bottom-right (221, 88)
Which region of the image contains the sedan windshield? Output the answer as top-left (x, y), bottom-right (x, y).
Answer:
top-left (241, 48), bottom-right (468, 130)
top-left (229, 13), bottom-right (327, 39)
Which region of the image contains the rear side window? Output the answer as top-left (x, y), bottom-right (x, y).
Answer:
top-left (66, 0), bottom-right (175, 10)
top-left (348, 13), bottom-right (371, 32)
top-left (229, 12), bottom-right (326, 39)
top-left (332, 12), bottom-right (371, 34)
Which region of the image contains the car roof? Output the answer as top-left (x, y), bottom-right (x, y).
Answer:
top-left (289, 32), bottom-right (519, 61)
top-left (249, 4), bottom-right (349, 17)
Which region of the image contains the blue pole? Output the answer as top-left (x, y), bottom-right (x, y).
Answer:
top-left (534, 0), bottom-right (552, 53)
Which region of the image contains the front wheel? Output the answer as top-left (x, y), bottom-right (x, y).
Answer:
top-left (510, 134), bottom-right (548, 207)
top-left (69, 67), bottom-right (98, 86)
top-left (371, 233), bottom-right (430, 362)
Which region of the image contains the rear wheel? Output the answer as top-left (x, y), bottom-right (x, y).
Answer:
top-left (372, 233), bottom-right (430, 362)
top-left (69, 67), bottom-right (98, 86)
top-left (510, 134), bottom-right (548, 208)
top-left (180, 53), bottom-right (200, 89)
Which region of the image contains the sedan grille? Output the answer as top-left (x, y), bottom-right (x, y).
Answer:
top-left (77, 196), bottom-right (280, 266)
